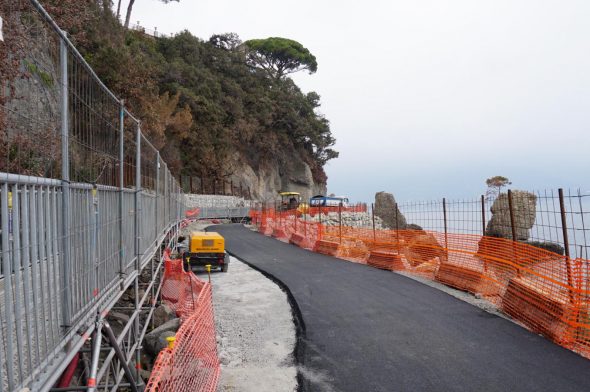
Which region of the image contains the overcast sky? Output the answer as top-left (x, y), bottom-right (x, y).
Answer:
top-left (122, 0), bottom-right (590, 202)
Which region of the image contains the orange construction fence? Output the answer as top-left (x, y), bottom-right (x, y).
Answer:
top-left (145, 249), bottom-right (220, 392)
top-left (185, 208), bottom-right (201, 219)
top-left (306, 203), bottom-right (368, 216)
top-left (256, 208), bottom-right (590, 360)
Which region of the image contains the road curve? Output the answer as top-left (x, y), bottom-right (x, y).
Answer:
top-left (212, 224), bottom-right (590, 392)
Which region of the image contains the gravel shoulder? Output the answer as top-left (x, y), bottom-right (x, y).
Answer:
top-left (196, 258), bottom-right (297, 392)
top-left (182, 221), bottom-right (297, 392)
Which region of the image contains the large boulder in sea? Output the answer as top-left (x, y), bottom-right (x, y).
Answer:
top-left (374, 192), bottom-right (407, 230)
top-left (485, 191), bottom-right (537, 241)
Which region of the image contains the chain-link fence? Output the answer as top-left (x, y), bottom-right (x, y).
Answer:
top-left (393, 189), bottom-right (589, 260)
top-left (254, 187), bottom-right (590, 359)
top-left (180, 175), bottom-right (252, 199)
top-left (0, 1), bottom-right (186, 391)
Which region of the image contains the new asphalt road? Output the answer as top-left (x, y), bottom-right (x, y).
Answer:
top-left (212, 224), bottom-right (590, 392)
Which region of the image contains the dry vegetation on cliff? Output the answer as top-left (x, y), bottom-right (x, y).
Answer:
top-left (0, 0), bottom-right (337, 188)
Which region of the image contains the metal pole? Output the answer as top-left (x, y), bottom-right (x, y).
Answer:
top-left (395, 203), bottom-right (400, 247)
top-left (371, 202), bottom-right (376, 242)
top-left (60, 34), bottom-right (72, 329)
top-left (156, 152), bottom-right (160, 236)
top-left (339, 202), bottom-right (342, 244)
top-left (87, 318), bottom-right (103, 392)
top-left (103, 322), bottom-right (139, 392)
top-left (319, 205), bottom-right (323, 240)
top-left (481, 195), bottom-right (487, 271)
top-left (119, 101), bottom-right (125, 281)
top-left (52, 383), bottom-right (134, 391)
top-left (442, 198), bottom-right (448, 249)
top-left (92, 184), bottom-right (99, 298)
top-left (507, 189), bottom-right (520, 276)
top-left (558, 188), bottom-right (574, 301)
top-left (134, 126), bottom-right (142, 385)
top-left (154, 154), bottom-right (160, 317)
top-left (304, 206), bottom-right (307, 239)
top-left (481, 195), bottom-right (486, 236)
top-left (1, 184), bottom-right (15, 389)
top-left (164, 168), bottom-right (168, 225)
top-left (558, 189), bottom-right (571, 259)
top-left (507, 189), bottom-right (517, 242)
top-left (12, 185), bottom-right (25, 383)
top-left (135, 125), bottom-right (142, 269)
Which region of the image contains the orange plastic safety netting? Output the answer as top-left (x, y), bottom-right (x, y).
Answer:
top-left (257, 208), bottom-right (590, 359)
top-left (145, 250), bottom-right (220, 392)
top-left (185, 208), bottom-right (201, 219)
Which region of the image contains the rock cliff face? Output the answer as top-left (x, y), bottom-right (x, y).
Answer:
top-left (226, 151), bottom-right (327, 202)
top-left (2, 19), bottom-right (62, 177)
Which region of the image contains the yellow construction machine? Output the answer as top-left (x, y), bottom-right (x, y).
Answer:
top-left (184, 231), bottom-right (230, 272)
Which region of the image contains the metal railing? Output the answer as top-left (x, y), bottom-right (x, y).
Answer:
top-left (1, 1), bottom-right (186, 391)
top-left (256, 188), bottom-right (589, 259)
top-left (392, 189), bottom-right (589, 260)
top-left (130, 23), bottom-right (172, 39)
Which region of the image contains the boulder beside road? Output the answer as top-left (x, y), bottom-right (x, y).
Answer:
top-left (153, 304), bottom-right (176, 328)
top-left (374, 191), bottom-right (407, 230)
top-left (144, 318), bottom-right (181, 356)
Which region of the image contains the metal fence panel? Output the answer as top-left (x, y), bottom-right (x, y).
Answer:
top-left (0, 1), bottom-right (187, 390)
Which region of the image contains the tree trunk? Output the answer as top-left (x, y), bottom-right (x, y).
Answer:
top-left (116, 0), bottom-right (122, 19)
top-left (124, 0), bottom-right (136, 29)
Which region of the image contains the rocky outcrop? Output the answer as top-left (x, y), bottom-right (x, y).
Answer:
top-left (3, 13), bottom-right (61, 176)
top-left (374, 192), bottom-right (407, 230)
top-left (485, 191), bottom-right (537, 241)
top-left (224, 151), bottom-right (327, 202)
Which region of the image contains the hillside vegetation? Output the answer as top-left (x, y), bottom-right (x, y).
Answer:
top-left (37, 0), bottom-right (338, 188)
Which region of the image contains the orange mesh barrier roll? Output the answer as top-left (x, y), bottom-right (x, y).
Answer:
top-left (146, 250), bottom-right (220, 392)
top-left (185, 208), bottom-right (201, 218)
top-left (254, 208), bottom-right (590, 359)
top-left (307, 203), bottom-right (367, 216)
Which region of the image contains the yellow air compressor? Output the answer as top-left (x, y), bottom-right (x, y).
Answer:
top-left (185, 231), bottom-right (230, 272)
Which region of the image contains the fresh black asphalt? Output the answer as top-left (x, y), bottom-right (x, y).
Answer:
top-left (212, 224), bottom-right (590, 392)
